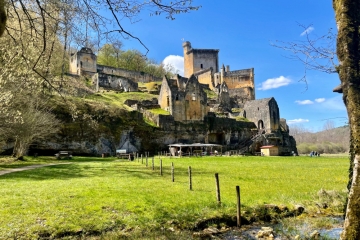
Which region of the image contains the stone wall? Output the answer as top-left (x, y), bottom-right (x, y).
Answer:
top-left (222, 68), bottom-right (254, 90)
top-left (195, 68), bottom-right (214, 89)
top-left (97, 65), bottom-right (162, 83)
top-left (229, 87), bottom-right (255, 107)
top-left (96, 73), bottom-right (138, 92)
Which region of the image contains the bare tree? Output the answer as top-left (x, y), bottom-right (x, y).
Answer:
top-left (0, 96), bottom-right (61, 158)
top-left (3, 0), bottom-right (199, 85)
top-left (323, 119), bottom-right (336, 131)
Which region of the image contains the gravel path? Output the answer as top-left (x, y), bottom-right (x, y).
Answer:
top-left (0, 163), bottom-right (71, 176)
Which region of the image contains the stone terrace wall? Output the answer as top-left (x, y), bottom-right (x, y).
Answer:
top-left (97, 65), bottom-right (162, 83)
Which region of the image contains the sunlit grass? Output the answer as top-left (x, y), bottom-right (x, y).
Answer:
top-left (0, 155), bottom-right (348, 238)
top-left (148, 108), bottom-right (170, 115)
top-left (84, 91), bottom-right (156, 110)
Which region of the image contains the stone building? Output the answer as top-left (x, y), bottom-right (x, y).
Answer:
top-left (158, 74), bottom-right (209, 122)
top-left (182, 41), bottom-right (255, 107)
top-left (243, 97), bottom-right (280, 133)
top-left (69, 47), bottom-right (97, 76)
top-left (69, 47), bottom-right (161, 92)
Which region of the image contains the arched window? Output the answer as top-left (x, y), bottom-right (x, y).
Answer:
top-left (166, 96), bottom-right (170, 106)
top-left (175, 94), bottom-right (179, 101)
top-left (200, 64), bottom-right (203, 69)
top-left (258, 120), bottom-right (264, 130)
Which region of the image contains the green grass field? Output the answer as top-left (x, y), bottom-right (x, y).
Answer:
top-left (0, 155), bottom-right (348, 239)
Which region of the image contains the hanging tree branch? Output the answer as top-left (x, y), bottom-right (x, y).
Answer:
top-left (271, 24), bottom-right (338, 88)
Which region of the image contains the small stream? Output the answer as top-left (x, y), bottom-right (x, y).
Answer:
top-left (220, 217), bottom-right (344, 239)
top-left (319, 227), bottom-right (343, 239)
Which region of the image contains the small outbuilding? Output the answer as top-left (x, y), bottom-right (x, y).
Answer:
top-left (260, 145), bottom-right (279, 156)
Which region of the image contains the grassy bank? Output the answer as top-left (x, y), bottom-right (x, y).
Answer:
top-left (0, 155), bottom-right (348, 239)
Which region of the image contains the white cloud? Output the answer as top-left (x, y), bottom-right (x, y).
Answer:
top-left (258, 76), bottom-right (291, 90)
top-left (300, 26), bottom-right (314, 36)
top-left (295, 100), bottom-right (314, 105)
top-left (319, 96), bottom-right (346, 111)
top-left (315, 98), bottom-right (325, 103)
top-left (287, 119), bottom-right (310, 124)
top-left (162, 55), bottom-right (184, 76)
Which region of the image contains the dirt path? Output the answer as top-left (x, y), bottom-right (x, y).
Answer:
top-left (0, 163), bottom-right (71, 176)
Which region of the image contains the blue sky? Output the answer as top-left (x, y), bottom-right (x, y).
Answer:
top-left (104, 0), bottom-right (347, 132)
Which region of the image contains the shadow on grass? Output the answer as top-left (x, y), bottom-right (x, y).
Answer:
top-left (0, 160), bottom-right (182, 181)
top-left (0, 164), bottom-right (86, 180)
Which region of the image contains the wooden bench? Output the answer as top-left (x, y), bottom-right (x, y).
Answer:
top-left (117, 153), bottom-right (131, 159)
top-left (55, 151), bottom-right (72, 160)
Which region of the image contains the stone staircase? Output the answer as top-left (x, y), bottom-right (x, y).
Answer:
top-left (238, 130), bottom-right (265, 154)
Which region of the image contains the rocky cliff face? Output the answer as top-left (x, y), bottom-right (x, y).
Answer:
top-left (22, 96), bottom-right (296, 157)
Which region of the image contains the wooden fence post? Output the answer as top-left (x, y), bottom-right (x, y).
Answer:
top-left (215, 173), bottom-right (221, 204)
top-left (141, 154), bottom-right (143, 164)
top-left (188, 166), bottom-right (192, 190)
top-left (146, 156), bottom-right (148, 167)
top-left (236, 186), bottom-right (241, 227)
top-left (160, 159), bottom-right (163, 176)
top-left (171, 162), bottom-right (174, 182)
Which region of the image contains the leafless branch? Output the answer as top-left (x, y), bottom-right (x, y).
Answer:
top-left (271, 24), bottom-right (338, 89)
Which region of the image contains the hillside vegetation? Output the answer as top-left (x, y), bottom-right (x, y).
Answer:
top-left (290, 124), bottom-right (349, 154)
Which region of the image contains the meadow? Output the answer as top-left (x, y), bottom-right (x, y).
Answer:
top-left (0, 155), bottom-right (348, 239)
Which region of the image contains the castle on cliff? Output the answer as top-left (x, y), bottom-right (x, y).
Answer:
top-left (69, 42), bottom-right (297, 155)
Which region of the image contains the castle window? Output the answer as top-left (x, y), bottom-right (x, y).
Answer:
top-left (175, 94), bottom-right (179, 101)
top-left (192, 93), bottom-right (196, 101)
top-left (200, 64), bottom-right (203, 69)
top-left (167, 96), bottom-right (170, 107)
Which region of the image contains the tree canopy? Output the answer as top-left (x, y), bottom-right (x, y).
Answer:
top-left (97, 43), bottom-right (178, 77)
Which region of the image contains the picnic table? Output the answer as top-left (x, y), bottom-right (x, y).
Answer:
top-left (55, 151), bottom-right (72, 160)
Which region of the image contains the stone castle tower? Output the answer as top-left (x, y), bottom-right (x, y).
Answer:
top-left (182, 41), bottom-right (255, 107)
top-left (183, 41), bottom-right (219, 78)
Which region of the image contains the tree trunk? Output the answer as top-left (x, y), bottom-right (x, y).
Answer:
top-left (0, 0), bottom-right (5, 36)
top-left (333, 0), bottom-right (360, 239)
